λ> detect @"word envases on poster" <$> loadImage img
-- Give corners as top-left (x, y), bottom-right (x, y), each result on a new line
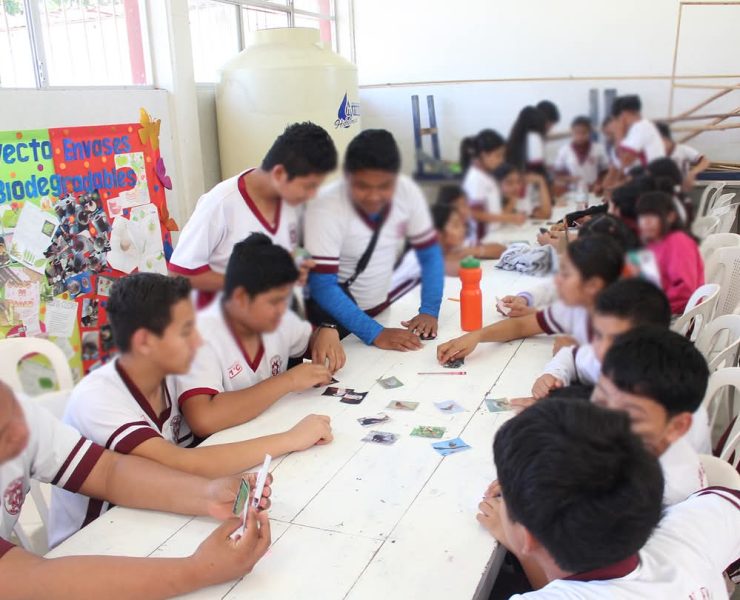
top-left (0, 109), bottom-right (177, 386)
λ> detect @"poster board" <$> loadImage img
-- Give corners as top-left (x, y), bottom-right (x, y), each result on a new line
top-left (0, 110), bottom-right (177, 385)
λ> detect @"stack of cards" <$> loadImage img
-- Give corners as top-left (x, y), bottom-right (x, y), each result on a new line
top-left (432, 437), bottom-right (471, 457)
top-left (322, 386), bottom-right (368, 404)
top-left (314, 377), bottom-right (339, 388)
top-left (444, 357), bottom-right (465, 369)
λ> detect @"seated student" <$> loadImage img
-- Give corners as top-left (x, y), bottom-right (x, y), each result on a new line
top-left (50, 273), bottom-right (333, 546)
top-left (553, 116), bottom-right (609, 191)
top-left (656, 121), bottom-right (710, 191)
top-left (594, 327), bottom-right (710, 505)
top-left (431, 202), bottom-right (506, 276)
top-left (495, 163), bottom-right (553, 220)
top-left (477, 398), bottom-right (739, 598)
top-left (532, 278), bottom-right (671, 397)
top-left (304, 129), bottom-right (444, 350)
top-left (437, 235), bottom-right (624, 364)
top-left (646, 157), bottom-right (693, 226)
top-left (461, 129), bottom-right (525, 240)
top-left (598, 115), bottom-right (626, 193)
top-left (0, 382), bottom-right (272, 599)
top-left (436, 184), bottom-right (477, 247)
top-left (612, 94), bottom-right (665, 170)
top-left (608, 174), bottom-right (655, 236)
top-left (176, 234), bottom-right (345, 437)
top-left (636, 191), bottom-right (704, 314)
top-left (506, 106), bottom-right (549, 176)
top-left (168, 122), bottom-right (337, 307)
top-left (536, 100), bottom-right (560, 136)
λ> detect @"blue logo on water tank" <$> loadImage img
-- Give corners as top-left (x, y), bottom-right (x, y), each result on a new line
top-left (335, 93), bottom-right (360, 129)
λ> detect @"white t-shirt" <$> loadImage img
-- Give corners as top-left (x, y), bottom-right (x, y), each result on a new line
top-left (176, 302), bottom-right (312, 408)
top-left (511, 487), bottom-right (740, 599)
top-left (304, 174), bottom-right (437, 311)
top-left (554, 142), bottom-right (609, 186)
top-left (49, 360), bottom-right (192, 548)
top-left (670, 143), bottom-right (704, 179)
top-left (462, 165), bottom-right (503, 238)
top-left (0, 399), bottom-right (104, 557)
top-left (619, 119), bottom-right (666, 168)
top-left (659, 435), bottom-right (707, 506)
top-left (526, 131), bottom-right (545, 165)
top-left (535, 302), bottom-right (593, 346)
top-left (169, 170), bottom-right (299, 305)
top-left (543, 344), bottom-right (601, 386)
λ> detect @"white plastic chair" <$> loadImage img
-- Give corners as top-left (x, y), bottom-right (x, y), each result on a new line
top-left (709, 192), bottom-right (739, 234)
top-left (701, 367), bottom-right (740, 456)
top-left (691, 215), bottom-right (721, 240)
top-left (0, 337), bottom-right (74, 393)
top-left (705, 247), bottom-right (740, 317)
top-left (697, 182), bottom-right (725, 218)
top-left (699, 454), bottom-right (740, 487)
top-left (671, 283), bottom-right (720, 342)
top-left (695, 314), bottom-right (740, 372)
top-left (718, 414), bottom-right (740, 470)
top-left (700, 233), bottom-right (740, 263)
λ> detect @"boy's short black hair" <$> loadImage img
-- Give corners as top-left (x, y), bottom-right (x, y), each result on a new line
top-left (261, 122), bottom-right (337, 178)
top-left (436, 185), bottom-right (465, 207)
top-left (537, 100), bottom-right (560, 125)
top-left (611, 176), bottom-right (655, 221)
top-left (432, 201), bottom-right (456, 232)
top-left (107, 273), bottom-right (191, 352)
top-left (655, 121), bottom-right (672, 140)
top-left (546, 384), bottom-right (594, 402)
top-left (224, 233), bottom-right (299, 298)
top-left (566, 234), bottom-right (624, 285)
top-left (494, 398), bottom-right (664, 574)
top-left (612, 95), bottom-right (642, 116)
top-left (602, 326), bottom-right (709, 415)
top-left (344, 129), bottom-right (401, 174)
top-left (595, 279), bottom-right (671, 328)
top-left (571, 115), bottom-right (592, 130)
top-left (578, 214), bottom-right (640, 252)
top-left (493, 162), bottom-right (519, 182)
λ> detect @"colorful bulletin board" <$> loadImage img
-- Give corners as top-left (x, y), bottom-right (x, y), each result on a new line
top-left (0, 109), bottom-right (177, 387)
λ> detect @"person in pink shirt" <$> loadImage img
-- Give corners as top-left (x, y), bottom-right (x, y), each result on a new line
top-left (636, 191), bottom-right (704, 314)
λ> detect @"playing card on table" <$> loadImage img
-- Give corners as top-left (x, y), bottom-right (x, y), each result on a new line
top-left (361, 430), bottom-right (399, 445)
top-left (386, 400), bottom-right (419, 411)
top-left (411, 425), bottom-right (446, 439)
top-left (444, 357), bottom-right (465, 369)
top-left (357, 413), bottom-right (390, 427)
top-left (341, 391), bottom-right (367, 405)
top-left (232, 478), bottom-right (251, 516)
top-left (434, 400), bottom-right (465, 414)
top-left (377, 376), bottom-right (403, 389)
top-left (484, 394), bottom-right (512, 413)
top-left (432, 437), bottom-right (471, 457)
top-left (322, 386), bottom-right (351, 397)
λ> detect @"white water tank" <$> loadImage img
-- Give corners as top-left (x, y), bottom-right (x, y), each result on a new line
top-left (216, 27), bottom-right (360, 179)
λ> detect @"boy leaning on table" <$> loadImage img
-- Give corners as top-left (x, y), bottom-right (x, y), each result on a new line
top-left (0, 381), bottom-right (273, 599)
top-left (49, 273), bottom-right (333, 547)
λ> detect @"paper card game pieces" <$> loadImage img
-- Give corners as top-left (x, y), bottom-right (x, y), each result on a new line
top-left (386, 400), bottom-right (419, 411)
top-left (340, 391), bottom-right (367, 405)
top-left (410, 426), bottom-right (446, 439)
top-left (377, 375), bottom-right (403, 389)
top-left (361, 430), bottom-right (399, 445)
top-left (434, 400), bottom-right (465, 414)
top-left (357, 413), bottom-right (390, 427)
top-left (322, 386), bottom-right (350, 397)
top-left (484, 394), bottom-right (512, 413)
top-left (432, 437), bottom-right (471, 457)
top-left (444, 357), bottom-right (465, 369)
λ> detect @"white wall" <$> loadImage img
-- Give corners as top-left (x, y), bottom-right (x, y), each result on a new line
top-left (354, 0), bottom-right (740, 174)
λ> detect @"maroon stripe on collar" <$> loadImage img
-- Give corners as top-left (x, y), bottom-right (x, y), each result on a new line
top-left (564, 554), bottom-right (639, 582)
top-left (238, 169), bottom-right (281, 235)
top-left (223, 309), bottom-right (265, 373)
top-left (114, 360), bottom-right (171, 430)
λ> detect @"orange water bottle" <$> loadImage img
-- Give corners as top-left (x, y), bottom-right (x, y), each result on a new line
top-left (459, 256), bottom-right (482, 331)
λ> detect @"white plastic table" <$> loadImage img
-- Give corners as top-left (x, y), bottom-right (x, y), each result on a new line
top-left (47, 221), bottom-right (560, 600)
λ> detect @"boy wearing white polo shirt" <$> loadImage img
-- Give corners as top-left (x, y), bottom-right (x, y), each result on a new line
top-left (594, 327), bottom-right (709, 505)
top-left (305, 129), bottom-right (444, 350)
top-left (49, 273), bottom-right (333, 546)
top-left (177, 233), bottom-right (345, 438)
top-left (479, 399), bottom-right (739, 598)
top-left (553, 116), bottom-right (609, 189)
top-left (169, 122), bottom-right (337, 307)
top-left (612, 95), bottom-right (665, 170)
top-left (0, 382), bottom-right (273, 599)
top-left (656, 121), bottom-right (710, 190)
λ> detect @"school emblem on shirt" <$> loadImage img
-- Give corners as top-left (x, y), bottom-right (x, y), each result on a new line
top-left (270, 355), bottom-right (283, 376)
top-left (227, 361), bottom-right (244, 379)
top-left (170, 414), bottom-right (182, 442)
top-left (3, 477), bottom-right (25, 516)
top-left (289, 224), bottom-right (298, 246)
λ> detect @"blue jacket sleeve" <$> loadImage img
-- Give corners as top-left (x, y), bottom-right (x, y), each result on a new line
top-left (308, 272), bottom-right (384, 345)
top-left (415, 242), bottom-right (444, 318)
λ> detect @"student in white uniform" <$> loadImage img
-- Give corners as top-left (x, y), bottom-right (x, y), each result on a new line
top-left (461, 129), bottom-right (525, 239)
top-left (168, 122), bottom-right (337, 308)
top-left (305, 129), bottom-right (445, 350)
top-left (437, 235), bottom-right (623, 364)
top-left (593, 327), bottom-right (710, 505)
top-left (0, 382), bottom-right (273, 599)
top-left (50, 273), bottom-right (333, 546)
top-left (494, 163), bottom-right (553, 220)
top-left (612, 95), bottom-right (665, 170)
top-left (656, 121), bottom-right (710, 191)
top-left (506, 105), bottom-right (549, 175)
top-left (176, 234), bottom-right (345, 438)
top-left (553, 116), bottom-right (609, 190)
top-left (477, 398), bottom-right (739, 598)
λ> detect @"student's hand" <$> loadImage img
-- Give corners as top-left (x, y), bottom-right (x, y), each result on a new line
top-left (288, 414), bottom-right (333, 450)
top-left (373, 328), bottom-right (423, 352)
top-left (311, 327), bottom-right (346, 374)
top-left (506, 212), bottom-right (527, 226)
top-left (477, 497), bottom-right (507, 545)
top-left (532, 374), bottom-right (563, 399)
top-left (287, 363), bottom-right (333, 391)
top-left (296, 258), bottom-right (316, 287)
top-left (552, 336), bottom-right (578, 355)
top-left (483, 479), bottom-right (501, 500)
top-left (436, 331), bottom-right (480, 364)
top-left (498, 295), bottom-right (535, 318)
top-left (401, 313), bottom-right (438, 339)
top-left (204, 473), bottom-right (273, 521)
top-left (192, 510), bottom-right (271, 586)
top-left (509, 396), bottom-right (537, 414)
top-left (536, 231), bottom-right (559, 248)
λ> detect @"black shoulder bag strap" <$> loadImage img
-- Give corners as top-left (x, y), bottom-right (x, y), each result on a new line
top-left (342, 214), bottom-right (385, 290)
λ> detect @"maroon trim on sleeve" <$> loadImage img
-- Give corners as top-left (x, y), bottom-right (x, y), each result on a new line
top-left (178, 387), bottom-right (219, 408)
top-left (167, 263), bottom-right (212, 276)
top-left (63, 443), bottom-right (105, 493)
top-left (113, 427), bottom-right (162, 455)
top-left (411, 234), bottom-right (438, 251)
top-left (695, 486), bottom-right (740, 511)
top-left (50, 438), bottom-right (86, 486)
top-left (0, 537), bottom-right (16, 559)
top-left (535, 309), bottom-right (555, 335)
top-left (81, 498), bottom-right (108, 529)
top-left (312, 264), bottom-right (340, 274)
